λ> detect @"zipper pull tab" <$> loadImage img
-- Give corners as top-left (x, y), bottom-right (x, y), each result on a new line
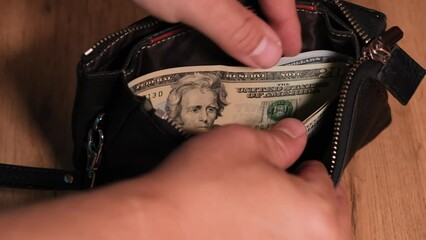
top-left (86, 113), bottom-right (105, 188)
top-left (380, 26), bottom-right (404, 47)
top-left (364, 26), bottom-right (404, 64)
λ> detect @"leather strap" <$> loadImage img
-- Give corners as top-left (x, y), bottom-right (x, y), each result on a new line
top-left (378, 45), bottom-right (426, 105)
top-left (0, 163), bottom-right (89, 190)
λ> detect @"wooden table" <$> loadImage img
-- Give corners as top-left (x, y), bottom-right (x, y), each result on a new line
top-left (0, 1), bottom-right (424, 239)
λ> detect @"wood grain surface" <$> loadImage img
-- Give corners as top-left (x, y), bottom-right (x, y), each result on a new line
top-left (0, 0), bottom-right (424, 239)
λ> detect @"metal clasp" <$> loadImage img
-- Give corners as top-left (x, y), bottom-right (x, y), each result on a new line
top-left (86, 113), bottom-right (105, 188)
top-left (365, 26), bottom-right (404, 64)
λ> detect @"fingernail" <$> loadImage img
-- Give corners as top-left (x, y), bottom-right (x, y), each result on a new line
top-left (276, 119), bottom-right (306, 139)
top-left (249, 36), bottom-right (282, 68)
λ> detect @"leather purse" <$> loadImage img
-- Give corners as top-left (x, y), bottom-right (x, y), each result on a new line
top-left (1, 0), bottom-right (424, 190)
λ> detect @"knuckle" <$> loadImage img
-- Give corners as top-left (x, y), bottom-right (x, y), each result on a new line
top-left (227, 15), bottom-right (264, 54)
top-left (269, 138), bottom-right (292, 166)
top-left (306, 201), bottom-right (339, 239)
top-left (264, 131), bottom-right (298, 167)
top-left (218, 125), bottom-right (269, 155)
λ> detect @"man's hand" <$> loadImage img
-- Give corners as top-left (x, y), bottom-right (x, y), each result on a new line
top-left (132, 0), bottom-right (301, 68)
top-left (137, 119), bottom-right (351, 239)
top-left (0, 119), bottom-right (350, 240)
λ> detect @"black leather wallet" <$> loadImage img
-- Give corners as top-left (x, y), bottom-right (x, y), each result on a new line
top-left (1, 0), bottom-right (424, 190)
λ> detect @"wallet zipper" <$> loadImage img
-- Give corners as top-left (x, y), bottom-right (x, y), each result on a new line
top-left (333, 0), bottom-right (371, 44)
top-left (329, 0), bottom-right (403, 175)
top-left (142, 97), bottom-right (189, 138)
top-left (153, 109), bottom-right (188, 137)
top-left (83, 18), bottom-right (161, 56)
top-left (83, 4), bottom-right (256, 57)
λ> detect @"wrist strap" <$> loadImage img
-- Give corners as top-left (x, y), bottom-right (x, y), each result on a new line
top-left (0, 163), bottom-right (89, 190)
top-left (0, 114), bottom-right (105, 191)
top-left (378, 45), bottom-right (425, 105)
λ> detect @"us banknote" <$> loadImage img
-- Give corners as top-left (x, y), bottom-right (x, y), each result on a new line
top-left (128, 52), bottom-right (348, 135)
top-left (277, 50), bottom-right (352, 66)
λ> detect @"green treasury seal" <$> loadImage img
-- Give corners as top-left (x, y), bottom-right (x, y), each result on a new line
top-left (267, 100), bottom-right (293, 121)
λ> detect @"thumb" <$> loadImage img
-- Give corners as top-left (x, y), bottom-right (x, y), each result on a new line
top-left (179, 0), bottom-right (283, 68)
top-left (259, 0), bottom-right (302, 56)
top-left (261, 118), bottom-right (308, 168)
top-left (176, 118), bottom-right (307, 169)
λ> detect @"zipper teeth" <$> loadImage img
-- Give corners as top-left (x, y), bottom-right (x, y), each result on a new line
top-left (154, 109), bottom-right (189, 137)
top-left (334, 0), bottom-right (371, 44)
top-left (90, 18), bottom-right (161, 52)
top-left (329, 54), bottom-right (369, 175)
top-left (330, 0), bottom-right (373, 175)
top-left (87, 5), bottom-right (256, 54)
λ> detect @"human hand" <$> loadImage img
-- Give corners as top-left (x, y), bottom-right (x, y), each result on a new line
top-left (0, 119), bottom-right (350, 240)
top-left (137, 118), bottom-right (351, 239)
top-left (131, 0), bottom-right (301, 68)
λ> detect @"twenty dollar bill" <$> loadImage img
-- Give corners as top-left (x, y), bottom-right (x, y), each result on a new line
top-left (128, 62), bottom-right (346, 134)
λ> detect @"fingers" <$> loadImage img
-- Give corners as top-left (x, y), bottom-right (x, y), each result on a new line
top-left (296, 160), bottom-right (334, 193)
top-left (264, 118), bottom-right (308, 168)
top-left (179, 0), bottom-right (283, 68)
top-left (177, 118), bottom-right (306, 170)
top-left (296, 163), bottom-right (352, 240)
top-left (132, 0), bottom-right (301, 68)
top-left (259, 0), bottom-right (302, 56)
